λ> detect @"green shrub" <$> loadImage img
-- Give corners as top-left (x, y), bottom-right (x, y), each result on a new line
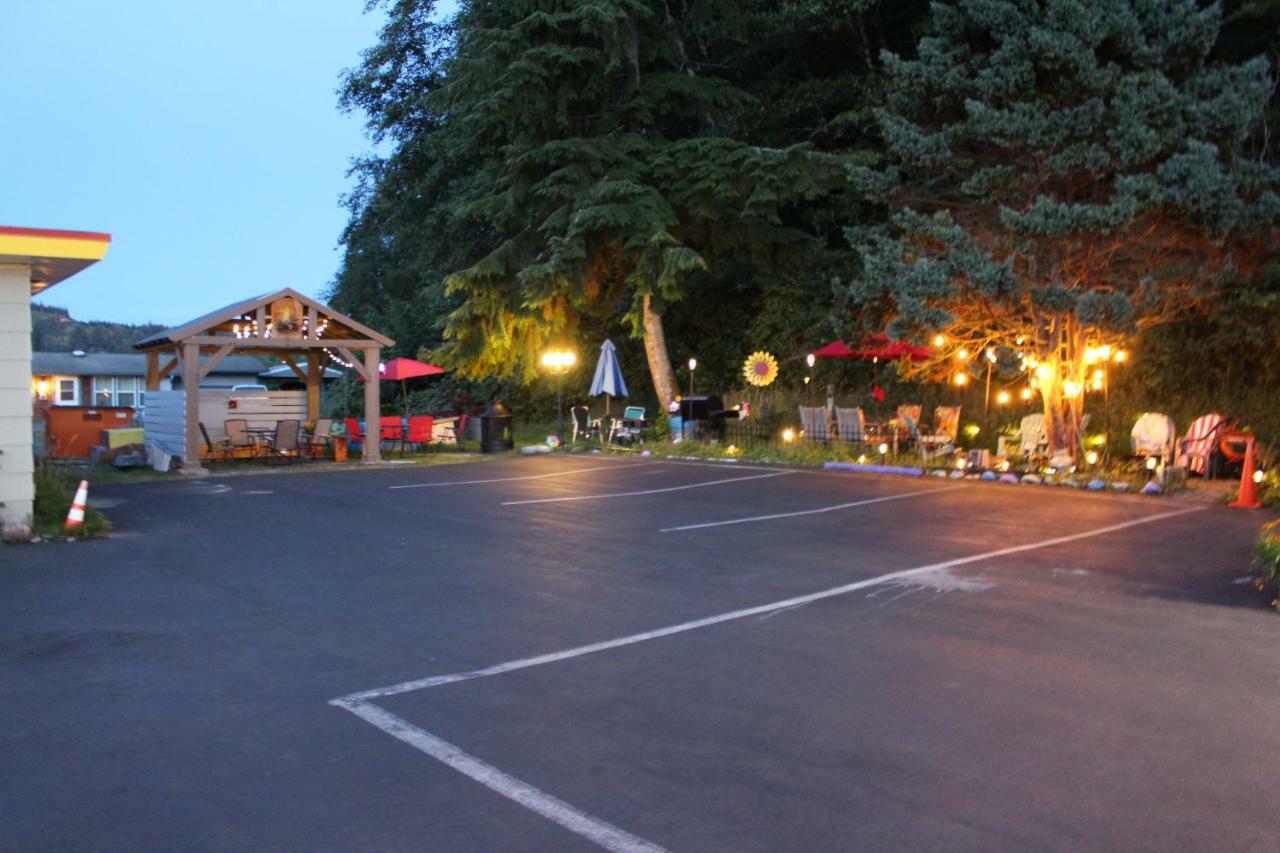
top-left (31, 466), bottom-right (111, 540)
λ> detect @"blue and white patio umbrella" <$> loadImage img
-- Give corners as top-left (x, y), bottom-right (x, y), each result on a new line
top-left (589, 338), bottom-right (628, 414)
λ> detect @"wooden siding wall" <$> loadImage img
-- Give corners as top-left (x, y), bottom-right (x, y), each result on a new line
top-left (143, 390), bottom-right (308, 454)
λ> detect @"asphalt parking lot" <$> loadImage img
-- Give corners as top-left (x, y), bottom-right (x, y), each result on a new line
top-left (2, 456), bottom-right (1276, 852)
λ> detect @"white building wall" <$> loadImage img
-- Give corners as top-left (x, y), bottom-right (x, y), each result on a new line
top-left (0, 263), bottom-right (33, 536)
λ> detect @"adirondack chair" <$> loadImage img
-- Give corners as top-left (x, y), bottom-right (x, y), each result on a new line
top-left (835, 407), bottom-right (866, 443)
top-left (919, 406), bottom-right (961, 461)
top-left (1176, 413), bottom-right (1228, 476)
top-left (1131, 413), bottom-right (1177, 463)
top-left (798, 406), bottom-right (829, 440)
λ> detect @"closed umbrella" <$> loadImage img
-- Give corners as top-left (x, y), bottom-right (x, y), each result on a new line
top-left (589, 339), bottom-right (628, 415)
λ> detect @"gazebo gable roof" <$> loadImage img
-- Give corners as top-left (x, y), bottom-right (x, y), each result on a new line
top-left (133, 288), bottom-right (393, 350)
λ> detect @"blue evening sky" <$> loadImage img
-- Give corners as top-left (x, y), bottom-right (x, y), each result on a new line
top-left (2, 2), bottom-right (438, 327)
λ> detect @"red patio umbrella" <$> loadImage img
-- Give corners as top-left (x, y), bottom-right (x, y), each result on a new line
top-left (360, 356), bottom-right (446, 420)
top-left (812, 337), bottom-right (931, 362)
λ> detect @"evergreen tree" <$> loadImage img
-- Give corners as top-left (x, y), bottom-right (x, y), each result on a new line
top-left (844, 0), bottom-right (1279, 457)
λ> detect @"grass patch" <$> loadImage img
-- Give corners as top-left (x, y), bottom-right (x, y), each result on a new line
top-left (31, 466), bottom-right (112, 540)
top-left (1254, 520), bottom-right (1280, 609)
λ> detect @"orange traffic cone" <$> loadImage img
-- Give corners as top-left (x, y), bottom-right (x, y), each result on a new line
top-left (64, 480), bottom-right (89, 530)
top-left (1230, 438), bottom-right (1262, 510)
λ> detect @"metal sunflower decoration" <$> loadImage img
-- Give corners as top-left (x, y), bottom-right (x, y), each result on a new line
top-left (742, 351), bottom-right (779, 387)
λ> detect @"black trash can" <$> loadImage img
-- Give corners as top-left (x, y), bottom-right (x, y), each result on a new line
top-left (480, 401), bottom-right (514, 453)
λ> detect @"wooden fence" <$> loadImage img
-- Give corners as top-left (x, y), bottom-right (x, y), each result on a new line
top-left (143, 390), bottom-right (308, 453)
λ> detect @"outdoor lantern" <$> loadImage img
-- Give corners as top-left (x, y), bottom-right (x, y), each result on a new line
top-left (782, 428), bottom-right (796, 443)
top-left (953, 372), bottom-right (968, 386)
top-left (1145, 456), bottom-right (1158, 470)
top-left (878, 442), bottom-right (889, 456)
top-left (996, 390), bottom-right (1010, 405)
top-left (1254, 469), bottom-right (1265, 484)
top-left (955, 457), bottom-right (966, 470)
top-left (806, 353), bottom-right (816, 369)
top-left (933, 334), bottom-right (945, 347)
top-left (480, 400), bottom-right (514, 453)
top-left (1086, 450), bottom-right (1099, 465)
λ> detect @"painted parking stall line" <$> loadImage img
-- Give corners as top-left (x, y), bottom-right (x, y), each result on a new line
top-left (332, 504), bottom-right (1204, 853)
top-left (660, 484), bottom-right (965, 532)
top-left (500, 470), bottom-right (795, 506)
top-left (389, 462), bottom-right (657, 490)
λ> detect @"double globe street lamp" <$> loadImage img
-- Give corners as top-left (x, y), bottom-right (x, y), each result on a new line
top-left (541, 348), bottom-right (577, 444)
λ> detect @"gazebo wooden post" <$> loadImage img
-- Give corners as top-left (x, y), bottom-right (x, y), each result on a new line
top-left (363, 347), bottom-right (381, 462)
top-left (306, 350), bottom-right (321, 423)
top-left (180, 342), bottom-right (206, 474)
top-left (145, 350), bottom-right (160, 392)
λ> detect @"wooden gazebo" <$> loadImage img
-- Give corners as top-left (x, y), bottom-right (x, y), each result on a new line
top-left (134, 288), bottom-right (394, 468)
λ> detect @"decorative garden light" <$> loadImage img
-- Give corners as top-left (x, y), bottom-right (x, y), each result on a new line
top-left (1063, 380), bottom-right (1082, 398)
top-left (1114, 349), bottom-right (1128, 363)
top-left (806, 353), bottom-right (816, 369)
top-left (1254, 469), bottom-right (1265, 484)
top-left (877, 442), bottom-right (889, 456)
top-left (1085, 450), bottom-right (1099, 465)
top-left (963, 423), bottom-right (980, 438)
top-left (782, 427), bottom-right (796, 443)
top-left (955, 457), bottom-right (967, 470)
top-left (688, 357), bottom-right (697, 395)
top-left (985, 347), bottom-right (997, 363)
top-left (541, 348), bottom-right (577, 443)
top-left (857, 454), bottom-right (867, 463)
top-left (953, 372), bottom-right (968, 386)
top-left (1145, 456), bottom-right (1158, 470)
top-left (996, 390), bottom-right (1010, 405)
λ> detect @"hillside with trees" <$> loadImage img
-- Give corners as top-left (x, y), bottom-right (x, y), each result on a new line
top-left (31, 305), bottom-right (164, 353)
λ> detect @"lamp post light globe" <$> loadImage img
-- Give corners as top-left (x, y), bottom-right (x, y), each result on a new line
top-left (687, 357), bottom-right (697, 395)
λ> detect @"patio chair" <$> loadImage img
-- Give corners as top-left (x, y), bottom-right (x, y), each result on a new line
top-left (835, 407), bottom-right (866, 443)
top-left (610, 406), bottom-right (647, 444)
top-left (1017, 413), bottom-right (1047, 460)
top-left (439, 413), bottom-right (469, 444)
top-left (344, 418), bottom-right (364, 443)
top-left (380, 416), bottom-right (405, 455)
top-left (199, 422), bottom-right (234, 461)
top-left (571, 406), bottom-right (599, 444)
top-left (405, 415), bottom-right (434, 454)
top-left (1131, 413), bottom-right (1177, 464)
top-left (919, 405), bottom-right (960, 461)
top-left (224, 418), bottom-right (259, 458)
top-left (262, 419), bottom-right (301, 464)
top-left (798, 406), bottom-right (829, 440)
top-left (1176, 413), bottom-right (1227, 477)
top-left (305, 418), bottom-right (333, 458)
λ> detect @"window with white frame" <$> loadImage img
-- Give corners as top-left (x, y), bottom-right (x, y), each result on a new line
top-left (58, 378), bottom-right (77, 404)
top-left (91, 376), bottom-right (142, 408)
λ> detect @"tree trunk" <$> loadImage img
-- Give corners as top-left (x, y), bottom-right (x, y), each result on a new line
top-left (641, 293), bottom-right (678, 409)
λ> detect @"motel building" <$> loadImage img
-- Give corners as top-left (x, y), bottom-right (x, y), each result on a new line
top-left (0, 225), bottom-right (110, 538)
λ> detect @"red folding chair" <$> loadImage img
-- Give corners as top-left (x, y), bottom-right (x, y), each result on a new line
top-left (380, 416), bottom-right (405, 455)
top-left (405, 416), bottom-right (434, 454)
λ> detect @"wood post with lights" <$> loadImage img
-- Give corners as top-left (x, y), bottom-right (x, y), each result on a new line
top-left (363, 347), bottom-right (381, 463)
top-left (181, 342), bottom-right (204, 474)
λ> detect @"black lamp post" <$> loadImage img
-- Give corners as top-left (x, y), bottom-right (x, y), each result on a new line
top-left (541, 349), bottom-right (576, 444)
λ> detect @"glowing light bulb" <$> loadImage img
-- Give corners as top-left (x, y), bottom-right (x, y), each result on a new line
top-left (1114, 350), bottom-right (1128, 363)
top-left (1085, 450), bottom-right (1099, 465)
top-left (1021, 388), bottom-right (1033, 400)
top-left (1253, 469), bottom-right (1265, 484)
top-left (1035, 364), bottom-right (1052, 381)
top-left (933, 334), bottom-right (945, 347)
top-left (956, 348), bottom-right (970, 361)
top-left (1145, 456), bottom-right (1158, 470)
top-left (996, 390), bottom-right (1010, 405)
top-left (954, 372), bottom-right (969, 386)
top-left (878, 442), bottom-right (889, 455)
top-left (782, 428), bottom-right (796, 443)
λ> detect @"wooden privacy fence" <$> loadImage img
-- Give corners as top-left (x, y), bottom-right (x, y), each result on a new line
top-left (144, 389), bottom-right (307, 456)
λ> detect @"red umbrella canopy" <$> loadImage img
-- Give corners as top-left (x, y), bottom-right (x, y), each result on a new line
top-left (852, 335), bottom-right (932, 362)
top-left (362, 357), bottom-right (446, 381)
top-left (812, 339), bottom-right (858, 359)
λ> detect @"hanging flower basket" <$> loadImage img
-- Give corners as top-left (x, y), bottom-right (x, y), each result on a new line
top-left (743, 351), bottom-right (779, 387)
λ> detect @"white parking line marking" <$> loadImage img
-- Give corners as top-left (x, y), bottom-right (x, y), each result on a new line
top-left (334, 699), bottom-right (669, 853)
top-left (660, 484), bottom-right (965, 532)
top-left (500, 470), bottom-right (794, 506)
top-left (389, 463), bottom-right (654, 490)
top-left (333, 504), bottom-right (1204, 852)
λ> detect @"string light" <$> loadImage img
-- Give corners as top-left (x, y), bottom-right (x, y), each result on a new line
top-left (1021, 388), bottom-right (1033, 400)
top-left (953, 372), bottom-right (968, 386)
top-left (996, 390), bottom-right (1010, 405)
top-left (956, 348), bottom-right (970, 361)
